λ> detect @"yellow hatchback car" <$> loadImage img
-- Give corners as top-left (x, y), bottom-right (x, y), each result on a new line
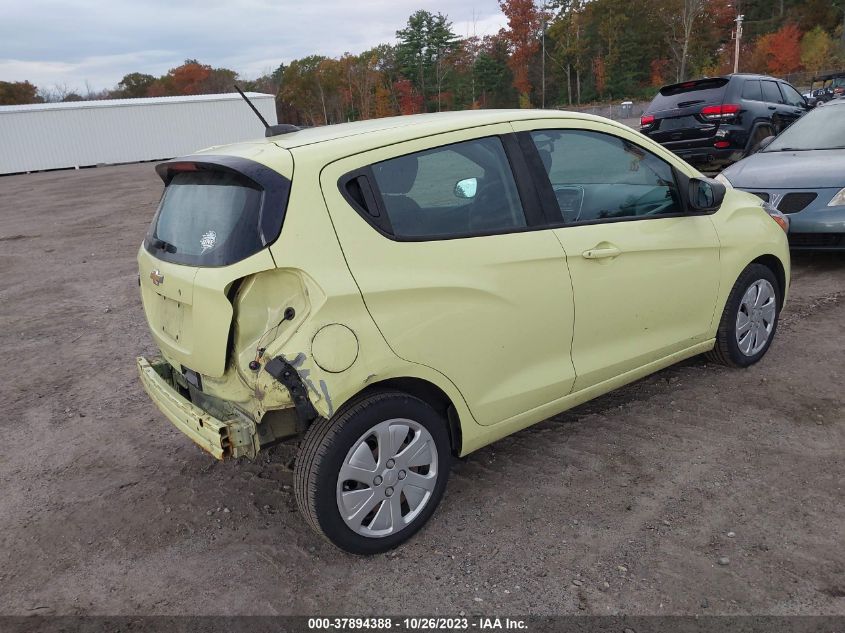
top-left (137, 110), bottom-right (789, 554)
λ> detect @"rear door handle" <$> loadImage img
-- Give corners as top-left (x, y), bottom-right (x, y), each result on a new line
top-left (582, 246), bottom-right (621, 259)
top-left (768, 105), bottom-right (776, 110)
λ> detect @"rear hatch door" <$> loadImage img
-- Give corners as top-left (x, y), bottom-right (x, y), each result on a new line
top-left (139, 146), bottom-right (292, 378)
top-left (645, 78), bottom-right (729, 143)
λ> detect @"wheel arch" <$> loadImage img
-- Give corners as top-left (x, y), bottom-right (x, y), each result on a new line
top-left (356, 377), bottom-right (463, 457)
top-left (744, 120), bottom-right (776, 154)
top-left (750, 253), bottom-right (787, 308)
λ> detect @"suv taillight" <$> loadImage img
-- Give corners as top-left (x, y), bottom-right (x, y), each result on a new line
top-left (641, 114), bottom-right (655, 127)
top-left (701, 104), bottom-right (740, 120)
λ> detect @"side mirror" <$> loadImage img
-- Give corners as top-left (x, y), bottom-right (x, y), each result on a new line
top-left (454, 177), bottom-right (478, 199)
top-left (752, 135), bottom-right (776, 154)
top-left (805, 97), bottom-right (817, 109)
top-left (688, 177), bottom-right (726, 214)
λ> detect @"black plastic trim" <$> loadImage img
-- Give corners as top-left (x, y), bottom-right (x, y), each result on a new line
top-left (499, 133), bottom-right (548, 227)
top-left (264, 356), bottom-right (318, 431)
top-left (515, 131), bottom-right (565, 224)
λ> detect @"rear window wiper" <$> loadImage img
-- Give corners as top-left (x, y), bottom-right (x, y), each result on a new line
top-left (149, 237), bottom-right (177, 253)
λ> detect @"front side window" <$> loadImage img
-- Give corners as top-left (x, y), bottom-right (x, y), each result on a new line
top-left (529, 130), bottom-right (682, 223)
top-left (369, 136), bottom-right (526, 238)
top-left (779, 83), bottom-right (805, 108)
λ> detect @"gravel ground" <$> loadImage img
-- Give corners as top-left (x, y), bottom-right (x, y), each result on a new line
top-left (0, 163), bottom-right (843, 616)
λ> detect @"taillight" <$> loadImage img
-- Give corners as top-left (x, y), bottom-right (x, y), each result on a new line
top-left (701, 104), bottom-right (740, 120)
top-left (714, 140), bottom-right (730, 148)
top-left (641, 114), bottom-right (655, 127)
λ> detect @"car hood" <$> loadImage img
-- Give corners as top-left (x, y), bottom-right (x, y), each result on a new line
top-left (722, 150), bottom-right (845, 189)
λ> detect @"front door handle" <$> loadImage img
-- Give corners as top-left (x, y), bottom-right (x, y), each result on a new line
top-left (582, 246), bottom-right (621, 259)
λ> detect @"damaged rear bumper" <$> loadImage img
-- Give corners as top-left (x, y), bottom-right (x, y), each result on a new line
top-left (137, 356), bottom-right (258, 460)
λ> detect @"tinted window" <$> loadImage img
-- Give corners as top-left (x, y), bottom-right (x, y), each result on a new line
top-left (762, 81), bottom-right (784, 103)
top-left (370, 137), bottom-right (526, 237)
top-left (647, 78), bottom-right (728, 111)
top-left (147, 171), bottom-right (265, 267)
top-left (530, 130), bottom-right (682, 223)
top-left (741, 80), bottom-right (762, 101)
top-left (779, 83), bottom-right (805, 107)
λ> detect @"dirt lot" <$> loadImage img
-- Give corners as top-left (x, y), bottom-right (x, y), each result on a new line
top-left (0, 163), bottom-right (843, 617)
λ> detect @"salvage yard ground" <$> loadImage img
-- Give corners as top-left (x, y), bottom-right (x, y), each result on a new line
top-left (0, 164), bottom-right (843, 615)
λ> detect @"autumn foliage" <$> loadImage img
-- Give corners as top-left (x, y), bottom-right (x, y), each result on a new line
top-left (498, 0), bottom-right (543, 103)
top-left (6, 3), bottom-right (845, 116)
top-left (750, 24), bottom-right (804, 75)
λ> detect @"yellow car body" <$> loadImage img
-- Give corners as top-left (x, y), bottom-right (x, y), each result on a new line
top-left (137, 109), bottom-right (789, 550)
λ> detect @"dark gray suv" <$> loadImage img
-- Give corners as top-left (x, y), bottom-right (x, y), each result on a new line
top-left (640, 73), bottom-right (810, 169)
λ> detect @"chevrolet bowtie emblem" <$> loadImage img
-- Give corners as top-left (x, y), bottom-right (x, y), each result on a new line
top-left (150, 270), bottom-right (165, 286)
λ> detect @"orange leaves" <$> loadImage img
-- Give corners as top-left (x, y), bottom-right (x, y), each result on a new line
top-left (498, 0), bottom-right (543, 101)
top-left (168, 61), bottom-right (212, 96)
top-left (593, 55), bottom-right (607, 96)
top-left (394, 79), bottom-right (423, 115)
top-left (751, 24), bottom-right (803, 75)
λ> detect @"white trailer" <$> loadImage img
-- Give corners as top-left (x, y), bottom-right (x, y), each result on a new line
top-left (0, 92), bottom-right (278, 175)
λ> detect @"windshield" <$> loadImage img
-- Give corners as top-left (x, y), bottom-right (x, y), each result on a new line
top-left (765, 104), bottom-right (845, 152)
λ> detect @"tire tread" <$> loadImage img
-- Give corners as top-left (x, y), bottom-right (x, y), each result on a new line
top-left (706, 263), bottom-right (779, 368)
top-left (293, 390), bottom-right (423, 546)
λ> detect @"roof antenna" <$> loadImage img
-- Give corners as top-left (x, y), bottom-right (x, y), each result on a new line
top-left (233, 84), bottom-right (300, 138)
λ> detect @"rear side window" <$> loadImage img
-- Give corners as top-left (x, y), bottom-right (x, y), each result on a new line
top-left (530, 130), bottom-right (682, 223)
top-left (741, 80), bottom-right (762, 101)
top-left (762, 81), bottom-right (784, 104)
top-left (145, 159), bottom-right (291, 267)
top-left (368, 137), bottom-right (526, 238)
top-left (647, 78), bottom-right (729, 111)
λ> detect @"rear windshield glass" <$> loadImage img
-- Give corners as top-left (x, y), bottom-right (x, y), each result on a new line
top-left (147, 170), bottom-right (265, 267)
top-left (647, 78), bottom-right (729, 112)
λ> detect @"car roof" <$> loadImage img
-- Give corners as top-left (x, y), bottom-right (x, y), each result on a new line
top-left (812, 71), bottom-right (845, 81)
top-left (265, 109), bottom-right (619, 151)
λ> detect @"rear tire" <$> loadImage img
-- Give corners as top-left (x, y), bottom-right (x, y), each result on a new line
top-left (294, 391), bottom-right (451, 554)
top-left (706, 263), bottom-right (780, 368)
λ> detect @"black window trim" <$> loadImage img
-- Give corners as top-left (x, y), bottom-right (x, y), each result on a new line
top-left (516, 127), bottom-right (694, 229)
top-left (337, 133), bottom-right (549, 243)
top-left (147, 154), bottom-right (292, 267)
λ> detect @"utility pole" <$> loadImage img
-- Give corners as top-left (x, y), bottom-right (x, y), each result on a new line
top-left (734, 14), bottom-right (744, 74)
top-left (541, 1), bottom-right (546, 108)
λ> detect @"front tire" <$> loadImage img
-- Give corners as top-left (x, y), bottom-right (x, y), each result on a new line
top-left (706, 263), bottom-right (780, 368)
top-left (294, 391), bottom-right (451, 554)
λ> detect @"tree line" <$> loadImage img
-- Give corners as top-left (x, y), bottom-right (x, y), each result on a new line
top-left (2, 0), bottom-right (844, 120)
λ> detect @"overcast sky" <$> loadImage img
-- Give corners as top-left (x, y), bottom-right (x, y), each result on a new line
top-left (0, 0), bottom-right (508, 92)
